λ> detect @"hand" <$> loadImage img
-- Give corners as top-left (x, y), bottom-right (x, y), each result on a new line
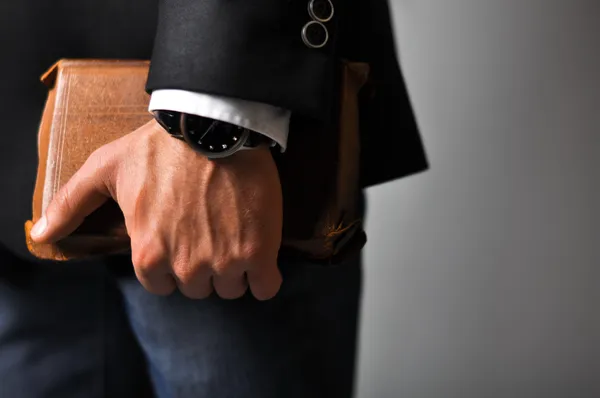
top-left (30, 120), bottom-right (284, 300)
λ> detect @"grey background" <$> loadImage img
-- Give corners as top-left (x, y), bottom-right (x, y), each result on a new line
top-left (356, 1), bottom-right (599, 397)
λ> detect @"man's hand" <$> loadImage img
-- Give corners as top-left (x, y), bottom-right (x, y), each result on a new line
top-left (30, 120), bottom-right (284, 300)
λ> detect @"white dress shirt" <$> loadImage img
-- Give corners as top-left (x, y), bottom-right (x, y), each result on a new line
top-left (149, 90), bottom-right (290, 151)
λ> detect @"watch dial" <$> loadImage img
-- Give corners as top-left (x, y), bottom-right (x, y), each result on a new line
top-left (153, 110), bottom-right (182, 136)
top-left (182, 115), bottom-right (246, 155)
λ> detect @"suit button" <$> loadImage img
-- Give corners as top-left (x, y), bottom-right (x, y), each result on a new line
top-left (302, 20), bottom-right (329, 49)
top-left (308, 0), bottom-right (334, 23)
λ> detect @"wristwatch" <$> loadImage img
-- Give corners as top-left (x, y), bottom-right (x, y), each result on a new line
top-left (153, 110), bottom-right (273, 159)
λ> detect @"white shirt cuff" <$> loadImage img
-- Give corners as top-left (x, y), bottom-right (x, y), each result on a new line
top-left (148, 89), bottom-right (290, 151)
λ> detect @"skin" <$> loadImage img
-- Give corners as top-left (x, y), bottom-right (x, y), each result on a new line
top-left (30, 120), bottom-right (284, 300)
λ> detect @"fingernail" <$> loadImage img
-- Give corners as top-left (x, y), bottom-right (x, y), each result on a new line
top-left (31, 216), bottom-right (47, 238)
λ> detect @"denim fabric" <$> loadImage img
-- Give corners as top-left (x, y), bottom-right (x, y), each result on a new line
top-left (0, 250), bottom-right (151, 398)
top-left (0, 249), bottom-right (362, 398)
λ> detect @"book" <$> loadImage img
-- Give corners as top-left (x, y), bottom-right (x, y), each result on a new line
top-left (25, 59), bottom-right (368, 264)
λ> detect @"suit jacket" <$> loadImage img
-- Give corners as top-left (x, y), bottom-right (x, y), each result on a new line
top-left (0, 0), bottom-right (427, 259)
top-left (146, 0), bottom-right (428, 188)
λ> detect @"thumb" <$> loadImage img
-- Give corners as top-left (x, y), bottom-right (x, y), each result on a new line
top-left (31, 152), bottom-right (112, 243)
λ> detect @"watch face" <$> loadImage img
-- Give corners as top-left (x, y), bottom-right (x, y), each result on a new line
top-left (181, 115), bottom-right (248, 158)
top-left (153, 110), bottom-right (182, 137)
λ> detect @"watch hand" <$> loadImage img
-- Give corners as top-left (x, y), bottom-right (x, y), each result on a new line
top-left (200, 120), bottom-right (219, 140)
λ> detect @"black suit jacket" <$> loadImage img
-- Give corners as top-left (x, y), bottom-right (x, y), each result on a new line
top-left (146, 0), bottom-right (428, 188)
top-left (0, 0), bottom-right (427, 258)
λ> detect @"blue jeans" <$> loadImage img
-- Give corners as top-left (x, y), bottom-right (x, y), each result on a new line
top-left (0, 248), bottom-right (362, 398)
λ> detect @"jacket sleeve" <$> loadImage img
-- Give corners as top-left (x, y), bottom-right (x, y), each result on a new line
top-left (146, 0), bottom-right (429, 186)
top-left (340, 0), bottom-right (429, 186)
top-left (146, 0), bottom-right (338, 121)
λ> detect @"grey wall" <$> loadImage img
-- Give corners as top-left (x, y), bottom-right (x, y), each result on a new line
top-left (356, 1), bottom-right (599, 397)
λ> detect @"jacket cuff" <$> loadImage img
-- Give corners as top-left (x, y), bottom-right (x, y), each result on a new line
top-left (145, 0), bottom-right (338, 121)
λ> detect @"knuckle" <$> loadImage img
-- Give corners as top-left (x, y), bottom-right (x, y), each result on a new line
top-left (174, 263), bottom-right (205, 286)
top-left (211, 257), bottom-right (239, 276)
top-left (131, 239), bottom-right (166, 273)
top-left (240, 243), bottom-right (269, 264)
top-left (171, 245), bottom-right (193, 269)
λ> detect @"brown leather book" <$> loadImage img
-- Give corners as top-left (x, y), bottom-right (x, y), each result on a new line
top-left (25, 59), bottom-right (369, 263)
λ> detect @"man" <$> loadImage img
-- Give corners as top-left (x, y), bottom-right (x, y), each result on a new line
top-left (0, 0), bottom-right (427, 397)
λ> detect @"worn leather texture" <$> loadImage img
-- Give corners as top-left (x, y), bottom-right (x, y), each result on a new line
top-left (26, 59), bottom-right (369, 264)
